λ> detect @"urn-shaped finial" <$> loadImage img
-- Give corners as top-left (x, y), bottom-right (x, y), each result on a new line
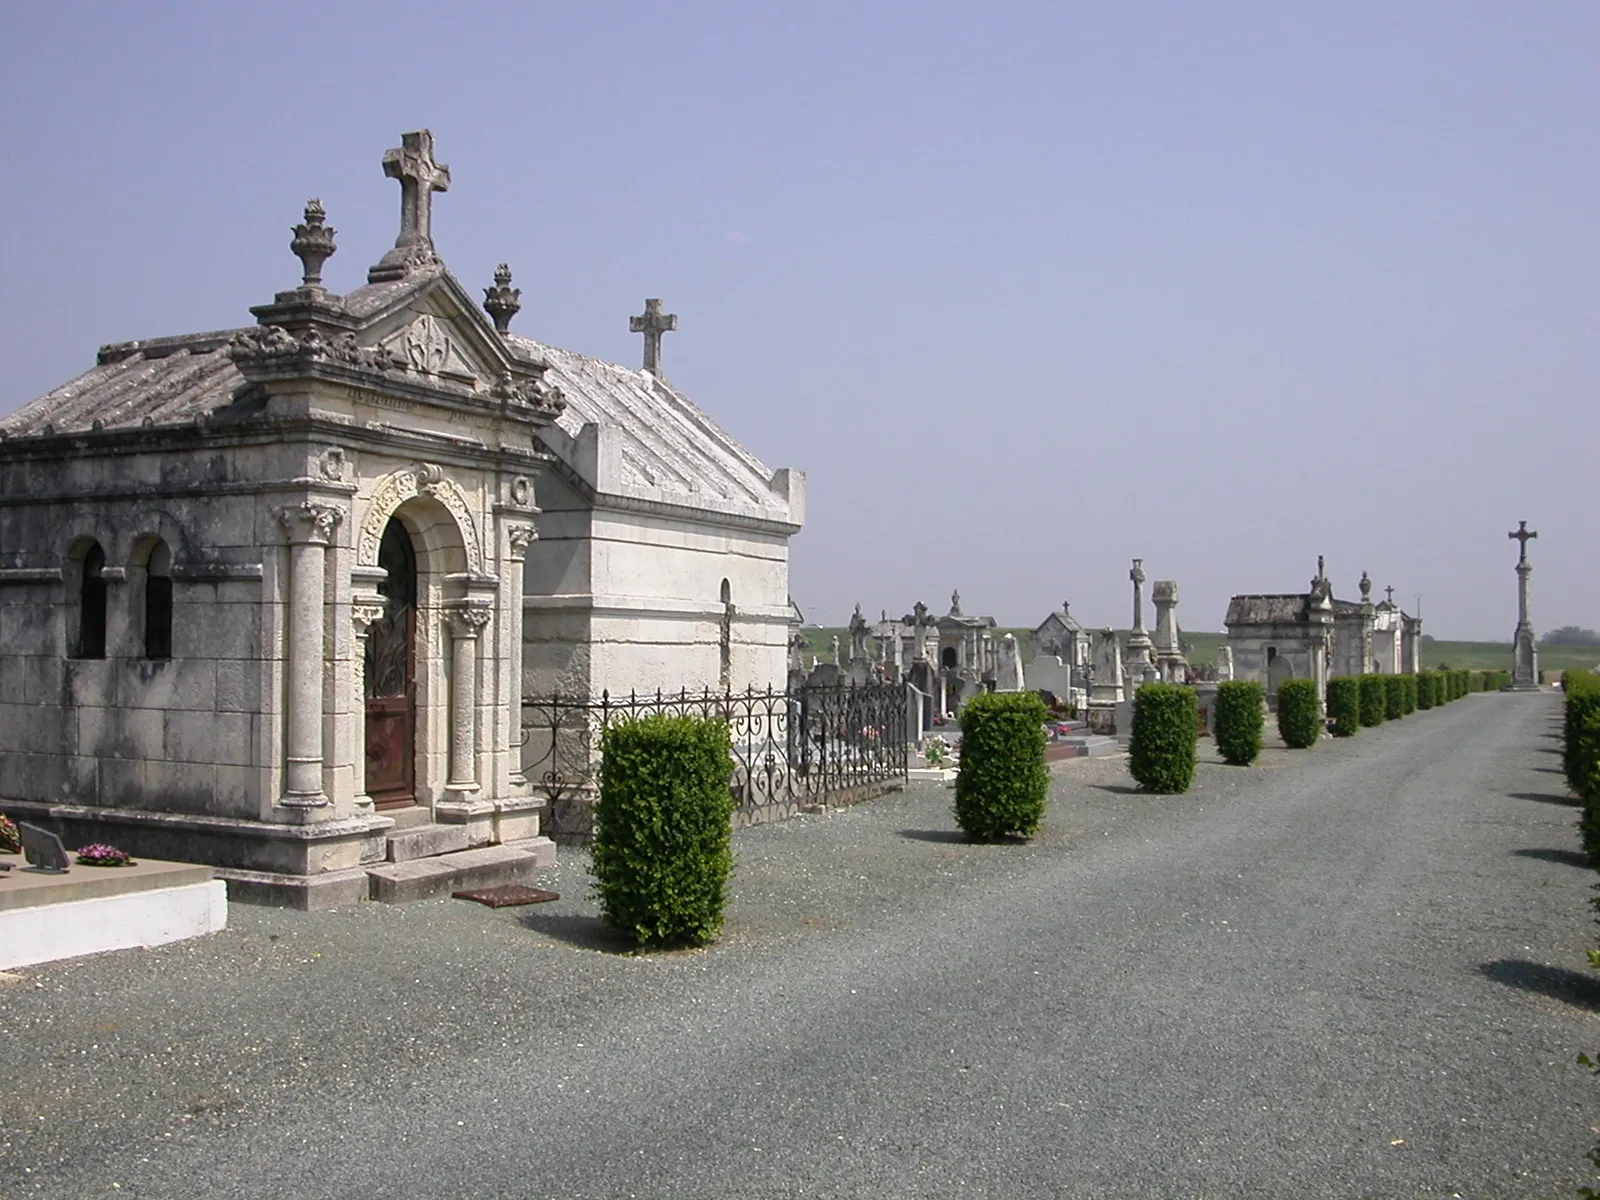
top-left (483, 263), bottom-right (521, 334)
top-left (1359, 570), bottom-right (1372, 601)
top-left (290, 199), bottom-right (337, 288)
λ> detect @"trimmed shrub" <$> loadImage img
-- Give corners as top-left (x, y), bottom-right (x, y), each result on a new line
top-left (1416, 670), bottom-right (1436, 710)
top-left (1401, 674), bottom-right (1417, 715)
top-left (1214, 680), bottom-right (1265, 765)
top-left (1277, 678), bottom-right (1321, 749)
top-left (1326, 676), bottom-right (1361, 737)
top-left (1129, 683), bottom-right (1198, 794)
top-left (1359, 674), bottom-right (1386, 726)
top-left (1383, 674), bottom-right (1405, 721)
top-left (954, 691), bottom-right (1049, 840)
top-left (592, 713), bottom-right (735, 948)
top-left (1564, 673), bottom-right (1600, 864)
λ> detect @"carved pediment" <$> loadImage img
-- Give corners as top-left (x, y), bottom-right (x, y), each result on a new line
top-left (382, 313), bottom-right (481, 383)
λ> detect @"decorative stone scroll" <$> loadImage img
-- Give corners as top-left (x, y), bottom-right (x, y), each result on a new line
top-left (357, 463), bottom-right (482, 574)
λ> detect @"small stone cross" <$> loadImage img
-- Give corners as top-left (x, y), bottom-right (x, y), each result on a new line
top-left (383, 131), bottom-right (451, 254)
top-left (1509, 520), bottom-right (1537, 564)
top-left (630, 299), bottom-right (677, 376)
top-left (1385, 585), bottom-right (1395, 605)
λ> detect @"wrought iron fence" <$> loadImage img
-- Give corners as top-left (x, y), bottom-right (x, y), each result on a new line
top-left (518, 682), bottom-right (908, 840)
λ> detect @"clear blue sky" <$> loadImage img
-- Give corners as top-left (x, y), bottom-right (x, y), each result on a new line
top-left (2, 2), bottom-right (1594, 639)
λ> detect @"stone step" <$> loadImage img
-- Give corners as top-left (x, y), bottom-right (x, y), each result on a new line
top-left (383, 806), bottom-right (434, 831)
top-left (1056, 735), bottom-right (1122, 757)
top-left (386, 823), bottom-right (468, 862)
top-left (366, 840), bottom-right (556, 904)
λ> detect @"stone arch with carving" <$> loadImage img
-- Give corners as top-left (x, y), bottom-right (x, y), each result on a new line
top-left (357, 463), bottom-right (483, 574)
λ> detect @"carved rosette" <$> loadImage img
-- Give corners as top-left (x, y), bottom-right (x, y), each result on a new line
top-left (443, 604), bottom-right (493, 639)
top-left (505, 523), bottom-right (537, 561)
top-left (508, 476), bottom-right (533, 508)
top-left (277, 502), bottom-right (344, 546)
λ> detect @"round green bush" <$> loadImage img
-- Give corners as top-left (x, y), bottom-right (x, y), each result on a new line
top-left (1276, 678), bottom-right (1321, 749)
top-left (1383, 674), bottom-right (1405, 721)
top-left (592, 714), bottom-right (735, 948)
top-left (954, 691), bottom-right (1049, 840)
top-left (1358, 674), bottom-right (1386, 726)
top-left (1129, 683), bottom-right (1198, 794)
top-left (1326, 676), bottom-right (1360, 737)
top-left (1213, 680), bottom-right (1265, 765)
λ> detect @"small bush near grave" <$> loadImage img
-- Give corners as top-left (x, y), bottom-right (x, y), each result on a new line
top-left (1401, 674), bottom-right (1417, 715)
top-left (1416, 671), bottom-right (1436, 710)
top-left (1129, 683), bottom-right (1198, 794)
top-left (954, 691), bottom-right (1049, 840)
top-left (1383, 675), bottom-right (1405, 721)
top-left (592, 714), bottom-right (734, 949)
top-left (1213, 680), bottom-right (1265, 765)
top-left (1359, 674), bottom-right (1387, 726)
top-left (1326, 676), bottom-right (1361, 737)
top-left (1277, 678), bottom-right (1321, 749)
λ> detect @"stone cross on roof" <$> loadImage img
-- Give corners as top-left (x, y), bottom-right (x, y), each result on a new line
top-left (630, 298), bottom-right (677, 377)
top-left (1509, 520), bottom-right (1537, 564)
top-left (1385, 585), bottom-right (1395, 605)
top-left (369, 130), bottom-right (451, 282)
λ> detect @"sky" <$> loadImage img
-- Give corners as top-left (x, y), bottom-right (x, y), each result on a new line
top-left (1, 1), bottom-right (1594, 639)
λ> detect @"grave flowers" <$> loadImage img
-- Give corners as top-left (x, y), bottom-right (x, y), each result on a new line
top-left (0, 814), bottom-right (19, 854)
top-left (75, 843), bottom-right (134, 867)
top-left (922, 736), bottom-right (953, 768)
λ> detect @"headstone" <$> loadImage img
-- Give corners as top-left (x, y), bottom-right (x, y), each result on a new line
top-left (1214, 644), bottom-right (1234, 681)
top-left (1152, 580), bottom-right (1188, 680)
top-left (1026, 653), bottom-right (1071, 703)
top-left (1090, 628), bottom-right (1125, 704)
top-left (905, 682), bottom-right (930, 746)
top-left (19, 823), bottom-right (69, 872)
top-left (995, 633), bottom-right (1027, 692)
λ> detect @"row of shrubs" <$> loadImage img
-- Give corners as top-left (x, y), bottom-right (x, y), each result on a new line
top-left (592, 692), bottom-right (1057, 948)
top-left (1564, 672), bottom-right (1600, 864)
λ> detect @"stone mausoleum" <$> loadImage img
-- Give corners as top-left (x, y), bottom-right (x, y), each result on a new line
top-left (0, 131), bottom-right (803, 906)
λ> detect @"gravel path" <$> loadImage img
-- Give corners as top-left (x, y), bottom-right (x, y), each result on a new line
top-left (2, 691), bottom-right (1593, 1198)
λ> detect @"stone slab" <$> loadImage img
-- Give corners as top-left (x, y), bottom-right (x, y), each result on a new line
top-left (0, 880), bottom-right (227, 971)
top-left (215, 866), bottom-right (371, 910)
top-left (366, 841), bottom-right (554, 904)
top-left (0, 853), bottom-right (213, 913)
top-left (906, 767), bottom-right (958, 782)
top-left (386, 823), bottom-right (469, 862)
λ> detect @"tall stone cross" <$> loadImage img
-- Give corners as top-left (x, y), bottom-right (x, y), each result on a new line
top-left (370, 131), bottom-right (450, 281)
top-left (630, 298), bottom-right (677, 377)
top-left (1509, 520), bottom-right (1537, 564)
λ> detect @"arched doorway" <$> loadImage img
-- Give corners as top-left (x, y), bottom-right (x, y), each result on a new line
top-left (365, 518), bottom-right (417, 810)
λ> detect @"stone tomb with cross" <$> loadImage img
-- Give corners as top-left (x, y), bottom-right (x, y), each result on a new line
top-left (0, 131), bottom-right (804, 907)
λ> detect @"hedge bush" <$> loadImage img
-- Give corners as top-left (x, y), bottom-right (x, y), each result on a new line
top-left (592, 713), bottom-right (735, 948)
top-left (1359, 674), bottom-right (1386, 726)
top-left (1326, 676), bottom-right (1361, 737)
top-left (1416, 671), bottom-right (1437, 710)
top-left (1129, 683), bottom-right (1198, 794)
top-left (1277, 678), bottom-right (1321, 749)
top-left (954, 691), bottom-right (1049, 840)
top-left (1214, 680), bottom-right (1265, 765)
top-left (1401, 673), bottom-right (1418, 715)
top-left (1383, 674), bottom-right (1405, 721)
top-left (1564, 673), bottom-right (1600, 864)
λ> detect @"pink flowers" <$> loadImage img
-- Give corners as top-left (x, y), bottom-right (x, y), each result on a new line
top-left (75, 843), bottom-right (133, 867)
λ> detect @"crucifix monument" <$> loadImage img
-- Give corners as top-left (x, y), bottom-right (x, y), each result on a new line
top-left (1506, 520), bottom-right (1540, 691)
top-left (630, 298), bottom-right (677, 377)
top-left (369, 130), bottom-right (452, 282)
top-left (1126, 558), bottom-right (1155, 684)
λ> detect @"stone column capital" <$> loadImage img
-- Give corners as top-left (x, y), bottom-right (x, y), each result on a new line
top-left (278, 501), bottom-right (344, 546)
top-left (444, 603), bottom-right (492, 639)
top-left (504, 522), bottom-right (538, 561)
top-left (351, 596), bottom-right (386, 634)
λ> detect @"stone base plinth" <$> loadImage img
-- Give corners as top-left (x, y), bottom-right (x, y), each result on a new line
top-left (0, 856), bottom-right (227, 970)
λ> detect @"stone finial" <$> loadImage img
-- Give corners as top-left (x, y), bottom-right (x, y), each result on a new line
top-left (370, 130), bottom-right (451, 282)
top-left (1359, 571), bottom-right (1372, 601)
top-left (630, 298), bottom-right (677, 376)
top-left (290, 199), bottom-right (336, 288)
top-left (482, 263), bottom-right (521, 334)
top-left (950, 590), bottom-right (962, 616)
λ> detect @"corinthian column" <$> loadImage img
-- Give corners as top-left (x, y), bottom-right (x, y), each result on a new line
top-left (444, 602), bottom-right (492, 792)
top-left (277, 502), bottom-right (344, 809)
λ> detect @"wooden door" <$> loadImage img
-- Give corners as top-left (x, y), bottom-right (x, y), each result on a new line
top-left (365, 519), bottom-right (417, 810)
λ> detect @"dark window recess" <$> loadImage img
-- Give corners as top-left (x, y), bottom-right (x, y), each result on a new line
top-left (78, 544), bottom-right (107, 659)
top-left (145, 575), bottom-right (173, 659)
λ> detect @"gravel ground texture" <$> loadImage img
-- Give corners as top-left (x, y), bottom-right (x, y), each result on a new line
top-left (1, 690), bottom-right (1594, 1198)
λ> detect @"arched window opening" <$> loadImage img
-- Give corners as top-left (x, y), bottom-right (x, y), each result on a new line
top-left (77, 543), bottom-right (107, 659)
top-left (144, 540), bottom-right (172, 660)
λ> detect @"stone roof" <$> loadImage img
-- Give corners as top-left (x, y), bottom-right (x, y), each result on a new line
top-left (0, 331), bottom-right (251, 436)
top-left (1224, 594), bottom-right (1310, 627)
top-left (508, 335), bottom-right (790, 520)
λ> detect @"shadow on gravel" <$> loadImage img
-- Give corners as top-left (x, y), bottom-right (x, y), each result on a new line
top-left (1532, 766), bottom-right (1566, 775)
top-left (899, 829), bottom-right (968, 843)
top-left (1478, 960), bottom-right (1600, 1012)
top-left (1511, 791), bottom-right (1580, 807)
top-left (1093, 783), bottom-right (1144, 796)
top-left (1513, 848), bottom-right (1592, 868)
top-left (515, 911), bottom-right (638, 954)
